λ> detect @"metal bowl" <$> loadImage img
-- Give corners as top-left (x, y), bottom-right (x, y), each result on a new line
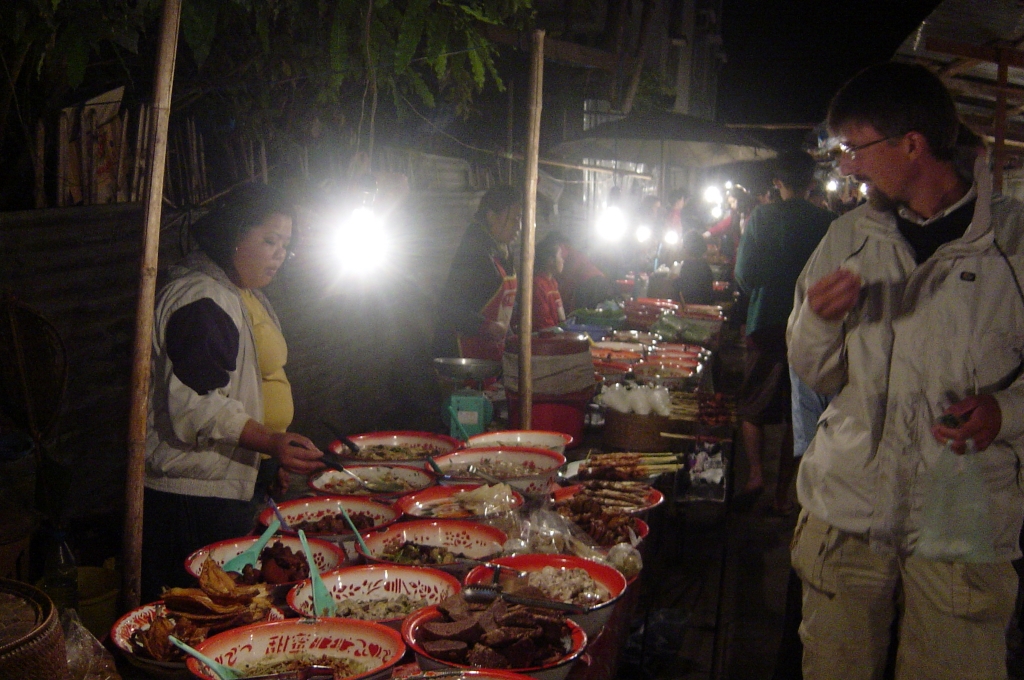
top-left (433, 357), bottom-right (501, 381)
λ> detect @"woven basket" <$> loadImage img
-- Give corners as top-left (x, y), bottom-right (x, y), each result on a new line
top-left (0, 578), bottom-right (68, 680)
top-left (603, 410), bottom-right (673, 452)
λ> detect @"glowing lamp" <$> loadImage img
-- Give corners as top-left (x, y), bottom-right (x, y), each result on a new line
top-left (710, 205), bottom-right (723, 220)
top-left (596, 205), bottom-right (627, 242)
top-left (703, 186), bottom-right (723, 204)
top-left (663, 230), bottom-right (680, 245)
top-left (826, 179), bottom-right (839, 192)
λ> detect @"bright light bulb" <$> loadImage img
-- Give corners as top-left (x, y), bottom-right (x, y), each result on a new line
top-left (710, 205), bottom-right (723, 219)
top-left (724, 180), bottom-right (734, 190)
top-left (826, 179), bottom-right (839, 192)
top-left (635, 224), bottom-right (652, 243)
top-left (703, 186), bottom-right (723, 204)
top-left (596, 206), bottom-right (628, 242)
top-left (860, 183), bottom-right (869, 196)
top-left (663, 230), bottom-right (680, 245)
top-left (332, 207), bottom-right (390, 274)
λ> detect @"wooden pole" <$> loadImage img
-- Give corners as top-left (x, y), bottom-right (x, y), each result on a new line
top-left (994, 50), bottom-right (1008, 194)
top-left (121, 0), bottom-right (183, 611)
top-left (518, 30), bottom-right (544, 430)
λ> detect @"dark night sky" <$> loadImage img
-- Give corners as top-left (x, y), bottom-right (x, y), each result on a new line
top-left (718, 0), bottom-right (944, 126)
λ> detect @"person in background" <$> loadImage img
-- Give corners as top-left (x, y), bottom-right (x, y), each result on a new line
top-left (734, 151), bottom-right (835, 501)
top-left (548, 233), bottom-right (614, 315)
top-left (142, 184), bottom-right (324, 603)
top-left (675, 229), bottom-right (714, 306)
top-left (789, 62), bottom-right (1024, 680)
top-left (533, 232), bottom-right (568, 330)
top-left (703, 185), bottom-right (751, 261)
top-left (434, 186), bottom-right (522, 361)
top-left (665, 189), bottom-right (692, 233)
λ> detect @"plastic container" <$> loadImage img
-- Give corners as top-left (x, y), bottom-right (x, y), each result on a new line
top-left (77, 564), bottom-right (119, 639)
top-left (40, 532), bottom-right (77, 613)
top-left (506, 387), bottom-right (594, 445)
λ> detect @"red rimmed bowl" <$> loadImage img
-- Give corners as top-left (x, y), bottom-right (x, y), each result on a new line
top-left (185, 535), bottom-right (347, 597)
top-left (465, 430), bottom-right (574, 455)
top-left (551, 484), bottom-right (665, 518)
top-left (329, 431), bottom-right (462, 465)
top-left (430, 447), bottom-right (566, 496)
top-left (464, 553), bottom-right (628, 638)
top-left (258, 496), bottom-right (399, 552)
top-left (308, 464), bottom-right (436, 500)
top-left (402, 606), bottom-right (587, 680)
top-left (356, 519), bottom-right (506, 579)
top-left (187, 618), bottom-right (405, 680)
top-left (393, 668), bottom-right (539, 680)
top-left (394, 484), bottom-right (525, 521)
top-left (110, 601), bottom-right (285, 678)
top-left (287, 564), bottom-right (461, 628)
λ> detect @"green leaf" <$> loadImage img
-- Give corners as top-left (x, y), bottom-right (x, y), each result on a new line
top-left (393, 0), bottom-right (428, 74)
top-left (63, 32), bottom-right (88, 88)
top-left (180, 0), bottom-right (219, 69)
top-left (467, 40), bottom-right (484, 90)
top-left (407, 69), bottom-right (435, 107)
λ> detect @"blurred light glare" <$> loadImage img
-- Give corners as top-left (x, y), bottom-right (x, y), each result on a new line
top-left (724, 180), bottom-right (734, 190)
top-left (596, 206), bottom-right (628, 242)
top-left (703, 186), bottom-right (723, 204)
top-left (635, 224), bottom-right (652, 243)
top-left (860, 183), bottom-right (869, 196)
top-left (826, 179), bottom-right (839, 192)
top-left (332, 206), bottom-right (390, 274)
top-left (663, 230), bottom-right (680, 245)
top-left (710, 205), bottom-right (723, 219)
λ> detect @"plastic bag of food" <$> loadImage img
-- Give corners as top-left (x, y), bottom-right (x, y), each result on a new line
top-left (606, 542), bottom-right (643, 579)
top-left (915, 441), bottom-right (997, 563)
top-left (62, 610), bottom-right (121, 680)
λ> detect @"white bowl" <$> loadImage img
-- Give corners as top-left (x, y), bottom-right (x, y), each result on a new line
top-left (287, 564), bottom-right (461, 627)
top-left (431, 447), bottom-right (566, 496)
top-left (184, 535), bottom-right (346, 587)
top-left (257, 496), bottom-right (399, 539)
top-left (465, 430), bottom-right (574, 454)
top-left (328, 431), bottom-right (462, 465)
top-left (189, 618), bottom-right (405, 680)
top-left (308, 464), bottom-right (436, 499)
top-left (356, 519), bottom-right (506, 578)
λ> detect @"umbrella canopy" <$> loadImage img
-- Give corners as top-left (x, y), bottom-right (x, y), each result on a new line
top-left (554, 110), bottom-right (776, 168)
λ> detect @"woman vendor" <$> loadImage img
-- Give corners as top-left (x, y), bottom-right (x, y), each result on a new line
top-left (434, 186), bottom-right (522, 361)
top-left (141, 184), bottom-right (324, 602)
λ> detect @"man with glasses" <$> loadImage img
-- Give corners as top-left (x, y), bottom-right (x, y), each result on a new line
top-left (788, 61), bottom-right (1024, 679)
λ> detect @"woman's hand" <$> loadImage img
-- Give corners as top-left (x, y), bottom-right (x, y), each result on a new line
top-left (240, 420), bottom-right (325, 474)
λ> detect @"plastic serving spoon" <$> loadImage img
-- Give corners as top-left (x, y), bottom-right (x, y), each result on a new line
top-left (337, 505), bottom-right (372, 556)
top-left (222, 517), bottom-right (280, 574)
top-left (466, 464), bottom-right (503, 485)
top-left (297, 529), bottom-right (336, 617)
top-left (267, 498), bottom-right (293, 532)
top-left (169, 635), bottom-right (240, 680)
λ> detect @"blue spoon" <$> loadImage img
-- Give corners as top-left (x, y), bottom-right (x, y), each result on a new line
top-left (297, 529), bottom-right (336, 617)
top-left (267, 498), bottom-right (293, 532)
top-left (222, 518), bottom-right (280, 574)
top-left (169, 635), bottom-right (239, 680)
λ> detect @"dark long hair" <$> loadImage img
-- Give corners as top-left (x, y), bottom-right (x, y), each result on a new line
top-left (190, 183), bottom-right (296, 271)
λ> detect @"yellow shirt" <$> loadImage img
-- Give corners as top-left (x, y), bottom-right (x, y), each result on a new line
top-left (240, 290), bottom-right (293, 433)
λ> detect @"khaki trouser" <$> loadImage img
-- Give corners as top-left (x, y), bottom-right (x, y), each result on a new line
top-left (790, 510), bottom-right (1017, 680)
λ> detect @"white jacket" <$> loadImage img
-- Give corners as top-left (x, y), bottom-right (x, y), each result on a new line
top-left (145, 253), bottom-right (274, 501)
top-left (788, 157), bottom-right (1024, 560)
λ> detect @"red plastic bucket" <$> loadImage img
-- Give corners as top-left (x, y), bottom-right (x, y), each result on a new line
top-left (505, 387), bottom-right (594, 446)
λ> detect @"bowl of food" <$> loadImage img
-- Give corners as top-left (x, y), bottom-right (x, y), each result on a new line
top-left (111, 597), bottom-right (285, 678)
top-left (187, 618), bottom-right (405, 680)
top-left (401, 594), bottom-right (587, 680)
top-left (463, 553), bottom-right (628, 638)
top-left (394, 484), bottom-right (524, 521)
top-left (257, 496), bottom-right (399, 546)
top-left (287, 564), bottom-right (461, 628)
top-left (430, 447), bottom-right (566, 496)
top-left (393, 668), bottom-right (540, 680)
top-left (329, 431), bottom-right (462, 465)
top-left (465, 430), bottom-right (574, 455)
top-left (356, 519), bottom-right (506, 578)
top-left (308, 464), bottom-right (435, 499)
top-left (184, 535), bottom-right (346, 601)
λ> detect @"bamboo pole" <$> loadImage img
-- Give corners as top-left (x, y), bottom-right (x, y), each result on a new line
top-left (121, 0), bottom-right (183, 612)
top-left (518, 30), bottom-right (544, 429)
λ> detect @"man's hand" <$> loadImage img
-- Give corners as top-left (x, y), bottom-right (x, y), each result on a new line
top-left (807, 268), bottom-right (862, 321)
top-left (931, 394), bottom-right (1002, 454)
top-left (269, 432), bottom-right (324, 475)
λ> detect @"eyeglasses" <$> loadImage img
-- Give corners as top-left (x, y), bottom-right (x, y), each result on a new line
top-left (828, 134), bottom-right (904, 161)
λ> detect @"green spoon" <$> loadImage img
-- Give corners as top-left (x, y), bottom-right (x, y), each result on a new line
top-left (337, 504), bottom-right (372, 556)
top-left (169, 635), bottom-right (239, 680)
top-left (297, 529), bottom-right (336, 617)
top-left (222, 518), bottom-right (280, 574)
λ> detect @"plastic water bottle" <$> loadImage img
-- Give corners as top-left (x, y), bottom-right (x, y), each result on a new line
top-left (41, 531), bottom-right (78, 612)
